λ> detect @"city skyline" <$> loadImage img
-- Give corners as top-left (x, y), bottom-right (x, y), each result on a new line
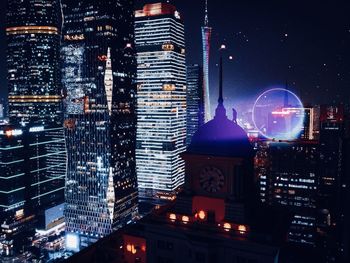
top-left (0, 0), bottom-right (349, 262)
top-left (0, 1), bottom-right (349, 108)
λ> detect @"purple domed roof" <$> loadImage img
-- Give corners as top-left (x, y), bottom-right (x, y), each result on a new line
top-left (188, 109), bottom-right (254, 158)
top-left (189, 46), bottom-right (254, 158)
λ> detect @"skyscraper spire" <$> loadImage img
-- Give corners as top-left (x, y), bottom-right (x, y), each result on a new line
top-left (218, 48), bottom-right (223, 105)
top-left (204, 0), bottom-right (209, 26)
top-left (202, 0), bottom-right (212, 122)
top-left (215, 45), bottom-right (226, 118)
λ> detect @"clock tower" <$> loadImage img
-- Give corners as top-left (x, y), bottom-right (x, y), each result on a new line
top-left (179, 46), bottom-right (257, 224)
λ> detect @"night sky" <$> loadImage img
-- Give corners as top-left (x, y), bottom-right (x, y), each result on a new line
top-left (140, 0), bottom-right (350, 110)
top-left (0, 1), bottom-right (349, 110)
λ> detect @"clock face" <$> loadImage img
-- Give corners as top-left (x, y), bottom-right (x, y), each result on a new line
top-left (199, 166), bottom-right (224, 193)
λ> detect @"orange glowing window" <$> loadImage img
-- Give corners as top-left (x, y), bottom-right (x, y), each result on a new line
top-left (223, 223), bottom-right (231, 231)
top-left (5, 130), bottom-right (12, 137)
top-left (162, 44), bottom-right (174, 51)
top-left (126, 244), bottom-right (137, 254)
top-left (182, 215), bottom-right (189, 224)
top-left (132, 247), bottom-right (137, 254)
top-left (238, 225), bottom-right (247, 233)
top-left (169, 213), bottom-right (176, 221)
top-left (163, 84), bottom-right (175, 91)
top-left (197, 210), bottom-right (206, 220)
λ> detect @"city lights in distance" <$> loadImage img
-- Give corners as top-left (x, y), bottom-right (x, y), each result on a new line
top-left (252, 88), bottom-right (305, 140)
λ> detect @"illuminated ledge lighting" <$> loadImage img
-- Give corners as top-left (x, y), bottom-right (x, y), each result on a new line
top-left (0, 187), bottom-right (25, 194)
top-left (9, 95), bottom-right (61, 103)
top-left (6, 26), bottom-right (59, 35)
top-left (168, 212), bottom-right (249, 235)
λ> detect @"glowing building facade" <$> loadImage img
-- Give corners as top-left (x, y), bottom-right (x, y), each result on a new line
top-left (0, 125), bottom-right (66, 253)
top-left (135, 3), bottom-right (187, 201)
top-left (61, 0), bottom-right (138, 249)
top-left (201, 0), bottom-right (212, 122)
top-left (186, 64), bottom-right (205, 146)
top-left (2, 1), bottom-right (66, 252)
top-left (6, 0), bottom-right (63, 126)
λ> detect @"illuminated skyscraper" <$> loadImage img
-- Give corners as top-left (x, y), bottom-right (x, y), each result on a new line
top-left (61, 0), bottom-right (138, 249)
top-left (186, 64), bottom-right (205, 145)
top-left (202, 0), bottom-right (212, 122)
top-left (2, 1), bottom-right (66, 252)
top-left (6, 0), bottom-right (63, 126)
top-left (135, 3), bottom-right (187, 201)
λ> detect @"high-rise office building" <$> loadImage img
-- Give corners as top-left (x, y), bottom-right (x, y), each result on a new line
top-left (61, 0), bottom-right (138, 249)
top-left (202, 0), bottom-right (212, 122)
top-left (0, 124), bottom-right (66, 254)
top-left (256, 140), bottom-right (319, 245)
top-left (135, 3), bottom-right (187, 201)
top-left (2, 0), bottom-right (66, 254)
top-left (186, 64), bottom-right (204, 146)
top-left (6, 0), bottom-right (63, 126)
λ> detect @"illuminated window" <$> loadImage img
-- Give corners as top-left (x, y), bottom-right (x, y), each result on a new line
top-left (169, 213), bottom-right (176, 222)
top-left (238, 225), bottom-right (247, 233)
top-left (223, 223), bottom-right (231, 231)
top-left (182, 215), bottom-right (189, 224)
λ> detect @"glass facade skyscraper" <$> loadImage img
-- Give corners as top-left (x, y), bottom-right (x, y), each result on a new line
top-left (61, 0), bottom-right (138, 249)
top-left (0, 124), bottom-right (66, 253)
top-left (135, 3), bottom-right (187, 201)
top-left (2, 1), bottom-right (66, 252)
top-left (186, 64), bottom-right (204, 146)
top-left (6, 0), bottom-right (63, 126)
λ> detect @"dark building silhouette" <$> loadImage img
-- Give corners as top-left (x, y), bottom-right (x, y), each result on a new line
top-left (317, 105), bottom-right (348, 262)
top-left (186, 64), bottom-right (204, 146)
top-left (255, 104), bottom-right (350, 263)
top-left (256, 140), bottom-right (319, 245)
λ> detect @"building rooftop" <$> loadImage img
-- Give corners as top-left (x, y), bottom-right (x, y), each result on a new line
top-left (188, 112), bottom-right (254, 158)
top-left (135, 3), bottom-right (181, 19)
